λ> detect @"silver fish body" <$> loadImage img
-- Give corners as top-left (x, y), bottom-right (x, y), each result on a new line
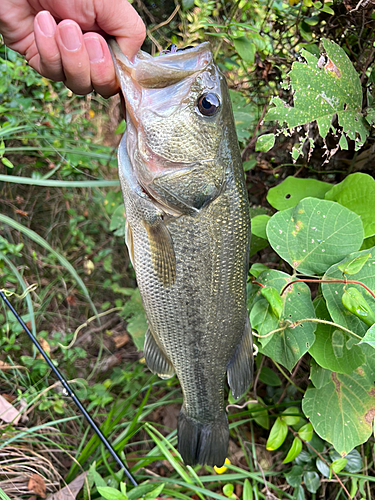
top-left (110, 41), bottom-right (253, 467)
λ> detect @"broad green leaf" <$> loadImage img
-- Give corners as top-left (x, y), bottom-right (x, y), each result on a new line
top-left (251, 214), bottom-right (270, 239)
top-left (261, 286), bottom-right (283, 319)
top-left (338, 252), bottom-right (371, 275)
top-left (316, 457), bottom-right (330, 478)
top-left (298, 423), bottom-right (313, 441)
top-left (330, 449), bottom-right (362, 473)
top-left (110, 204), bottom-right (126, 237)
top-left (303, 471), bottom-right (320, 494)
top-left (359, 324), bottom-right (375, 349)
top-left (267, 176), bottom-right (331, 210)
top-left (121, 289), bottom-right (148, 350)
top-left (322, 247), bottom-right (375, 337)
top-left (247, 400), bottom-right (270, 429)
top-left (281, 407), bottom-right (300, 426)
top-left (255, 133), bottom-right (275, 152)
top-left (302, 370), bottom-right (375, 455)
top-left (325, 173), bottom-right (375, 238)
top-left (309, 298), bottom-right (365, 374)
top-left (283, 437), bottom-right (303, 464)
top-left (284, 465), bottom-right (303, 487)
top-left (1, 157), bottom-right (14, 168)
top-left (293, 486), bottom-right (305, 500)
top-left (251, 269), bottom-right (316, 370)
top-left (233, 37), bottom-right (255, 64)
top-left (243, 159), bottom-right (257, 171)
top-left (266, 417), bottom-right (288, 450)
top-left (267, 198), bottom-right (364, 275)
top-left (342, 287), bottom-right (375, 327)
top-left (266, 39), bottom-right (368, 157)
top-left (249, 263), bottom-right (269, 278)
top-left (258, 366), bottom-right (282, 386)
top-left (223, 484), bottom-right (234, 498)
top-left (309, 360), bottom-right (332, 389)
top-left (330, 458), bottom-right (347, 474)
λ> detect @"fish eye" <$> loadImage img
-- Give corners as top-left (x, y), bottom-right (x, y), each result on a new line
top-left (197, 93), bottom-right (220, 117)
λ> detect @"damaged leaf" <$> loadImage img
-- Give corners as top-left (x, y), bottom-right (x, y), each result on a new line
top-left (265, 39), bottom-right (369, 159)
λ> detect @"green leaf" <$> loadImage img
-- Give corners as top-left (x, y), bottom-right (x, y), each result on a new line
top-left (110, 204), bottom-right (126, 237)
top-left (338, 253), bottom-right (371, 275)
top-left (233, 37), bottom-right (255, 64)
top-left (251, 215), bottom-right (270, 239)
top-left (309, 298), bottom-right (365, 374)
top-left (267, 176), bottom-right (332, 211)
top-left (261, 286), bottom-right (283, 319)
top-left (242, 479), bottom-right (253, 500)
top-left (309, 360), bottom-right (332, 389)
top-left (114, 119), bottom-right (126, 134)
top-left (121, 289), bottom-right (148, 350)
top-left (322, 247), bottom-right (375, 337)
top-left (330, 449), bottom-right (362, 473)
top-left (342, 287), bottom-right (375, 327)
top-left (284, 465), bottom-right (303, 487)
top-left (1, 157), bottom-right (14, 168)
top-left (255, 133), bottom-right (275, 152)
top-left (302, 370), bottom-right (375, 455)
top-left (316, 457), bottom-right (330, 478)
top-left (303, 471), bottom-right (320, 493)
top-left (298, 423), bottom-right (313, 441)
top-left (293, 485), bottom-right (305, 500)
top-left (330, 458), bottom-right (347, 474)
top-left (249, 263), bottom-right (269, 278)
top-left (325, 173), bottom-right (375, 238)
top-left (243, 159), bottom-right (257, 171)
top-left (319, 3), bottom-right (335, 13)
top-left (97, 487), bottom-right (127, 500)
top-left (258, 366), bottom-right (282, 386)
top-left (283, 437), bottom-right (303, 464)
top-left (359, 324), bottom-right (375, 349)
top-left (267, 198), bottom-right (364, 275)
top-left (281, 407), bottom-right (300, 426)
top-left (252, 269), bottom-right (316, 370)
top-left (266, 417), bottom-right (288, 450)
top-left (265, 39), bottom-right (368, 157)
top-left (247, 400), bottom-right (270, 429)
top-left (223, 484), bottom-right (234, 498)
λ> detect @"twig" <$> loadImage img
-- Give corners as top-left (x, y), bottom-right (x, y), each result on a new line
top-left (280, 278), bottom-right (375, 300)
top-left (148, 5), bottom-right (180, 34)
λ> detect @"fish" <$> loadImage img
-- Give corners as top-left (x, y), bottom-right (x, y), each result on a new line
top-left (109, 39), bottom-right (253, 467)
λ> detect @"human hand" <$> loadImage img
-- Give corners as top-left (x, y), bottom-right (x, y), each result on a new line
top-left (0, 0), bottom-right (146, 96)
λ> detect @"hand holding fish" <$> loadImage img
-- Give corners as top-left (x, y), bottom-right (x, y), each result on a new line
top-left (0, 0), bottom-right (145, 96)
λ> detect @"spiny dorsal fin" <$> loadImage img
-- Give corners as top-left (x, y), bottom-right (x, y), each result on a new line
top-left (143, 219), bottom-right (176, 287)
top-left (144, 328), bottom-right (175, 379)
top-left (227, 316), bottom-right (253, 400)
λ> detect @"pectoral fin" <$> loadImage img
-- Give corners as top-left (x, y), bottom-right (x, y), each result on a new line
top-left (144, 328), bottom-right (175, 379)
top-left (144, 219), bottom-right (176, 287)
top-left (227, 317), bottom-right (253, 400)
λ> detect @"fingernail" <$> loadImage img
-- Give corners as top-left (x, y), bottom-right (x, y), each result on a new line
top-left (36, 11), bottom-right (56, 37)
top-left (59, 23), bottom-right (81, 51)
top-left (85, 37), bottom-right (104, 63)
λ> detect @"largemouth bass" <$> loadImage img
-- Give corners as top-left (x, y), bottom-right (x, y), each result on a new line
top-left (109, 40), bottom-right (253, 467)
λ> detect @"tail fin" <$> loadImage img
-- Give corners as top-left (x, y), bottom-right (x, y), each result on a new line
top-left (177, 410), bottom-right (229, 467)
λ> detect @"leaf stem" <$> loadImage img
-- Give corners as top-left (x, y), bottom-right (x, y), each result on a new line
top-left (273, 361), bottom-right (305, 394)
top-left (280, 279), bottom-right (375, 300)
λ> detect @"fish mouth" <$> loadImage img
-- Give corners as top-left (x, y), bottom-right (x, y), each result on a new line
top-left (109, 39), bottom-right (212, 89)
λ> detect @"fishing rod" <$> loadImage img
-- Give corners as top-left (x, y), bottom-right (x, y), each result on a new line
top-left (0, 290), bottom-right (138, 487)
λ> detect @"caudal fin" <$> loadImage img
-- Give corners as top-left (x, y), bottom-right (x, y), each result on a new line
top-left (177, 410), bottom-right (229, 467)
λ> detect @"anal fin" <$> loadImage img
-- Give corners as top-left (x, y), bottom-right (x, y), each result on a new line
top-left (143, 219), bottom-right (176, 287)
top-left (144, 328), bottom-right (175, 379)
top-left (227, 316), bottom-right (253, 400)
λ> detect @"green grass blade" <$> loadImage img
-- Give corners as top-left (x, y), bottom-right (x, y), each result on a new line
top-left (0, 254), bottom-right (36, 335)
top-left (0, 214), bottom-right (98, 317)
top-left (0, 175), bottom-right (119, 187)
top-left (0, 487), bottom-right (13, 500)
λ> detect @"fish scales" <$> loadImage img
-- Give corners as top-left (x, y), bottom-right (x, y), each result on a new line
top-left (111, 40), bottom-right (253, 467)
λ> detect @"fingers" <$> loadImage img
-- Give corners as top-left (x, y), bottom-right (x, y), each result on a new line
top-left (33, 12), bottom-right (118, 96)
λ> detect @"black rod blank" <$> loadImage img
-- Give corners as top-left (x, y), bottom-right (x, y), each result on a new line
top-left (0, 291), bottom-right (138, 487)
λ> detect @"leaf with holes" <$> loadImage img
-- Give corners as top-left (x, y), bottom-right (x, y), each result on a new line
top-left (322, 247), bottom-right (375, 338)
top-left (302, 370), bottom-right (375, 456)
top-left (267, 198), bottom-right (364, 275)
top-left (251, 270), bottom-right (316, 370)
top-left (309, 298), bottom-right (365, 373)
top-left (325, 173), bottom-right (375, 238)
top-left (265, 39), bottom-right (368, 159)
top-left (267, 176), bottom-right (332, 211)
